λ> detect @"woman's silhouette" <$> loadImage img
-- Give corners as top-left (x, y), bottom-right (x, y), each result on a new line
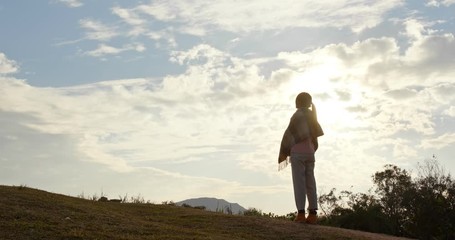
top-left (278, 92), bottom-right (324, 224)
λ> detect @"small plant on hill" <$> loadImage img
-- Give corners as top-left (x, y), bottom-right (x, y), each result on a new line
top-left (243, 207), bottom-right (263, 216)
top-left (129, 194), bottom-right (145, 204)
top-left (161, 200), bottom-right (176, 206)
top-left (242, 208), bottom-right (295, 221)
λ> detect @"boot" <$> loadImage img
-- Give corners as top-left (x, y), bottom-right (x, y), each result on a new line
top-left (294, 213), bottom-right (306, 223)
top-left (305, 213), bottom-right (317, 224)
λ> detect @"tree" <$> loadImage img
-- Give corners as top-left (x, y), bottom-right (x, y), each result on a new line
top-left (318, 188), bottom-right (342, 220)
top-left (404, 157), bottom-right (455, 239)
top-left (318, 157), bottom-right (455, 239)
top-left (319, 189), bottom-right (392, 234)
top-left (372, 164), bottom-right (414, 236)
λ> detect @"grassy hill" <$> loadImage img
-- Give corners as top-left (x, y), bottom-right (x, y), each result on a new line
top-left (0, 185), bottom-right (412, 240)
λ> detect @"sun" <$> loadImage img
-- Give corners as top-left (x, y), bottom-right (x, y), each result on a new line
top-left (286, 74), bottom-right (362, 132)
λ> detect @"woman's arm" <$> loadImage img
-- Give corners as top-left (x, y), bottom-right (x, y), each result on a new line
top-left (312, 137), bottom-right (319, 151)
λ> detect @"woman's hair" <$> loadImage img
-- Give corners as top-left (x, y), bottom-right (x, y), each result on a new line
top-left (295, 92), bottom-right (312, 108)
top-left (296, 92), bottom-right (318, 121)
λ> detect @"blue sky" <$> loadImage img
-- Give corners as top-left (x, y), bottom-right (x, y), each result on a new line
top-left (1, 0), bottom-right (455, 215)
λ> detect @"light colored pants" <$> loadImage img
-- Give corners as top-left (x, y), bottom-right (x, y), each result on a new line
top-left (290, 153), bottom-right (318, 212)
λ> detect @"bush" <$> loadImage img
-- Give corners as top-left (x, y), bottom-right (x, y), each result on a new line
top-left (243, 208), bottom-right (263, 216)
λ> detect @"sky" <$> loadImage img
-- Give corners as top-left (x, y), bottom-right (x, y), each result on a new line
top-left (1, 0), bottom-right (455, 215)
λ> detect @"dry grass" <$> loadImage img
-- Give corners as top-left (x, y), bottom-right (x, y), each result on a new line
top-left (0, 185), bottom-right (413, 240)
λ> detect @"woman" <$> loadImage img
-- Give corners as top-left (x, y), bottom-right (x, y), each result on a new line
top-left (278, 92), bottom-right (324, 224)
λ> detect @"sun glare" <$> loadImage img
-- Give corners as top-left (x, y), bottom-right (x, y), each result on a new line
top-left (317, 100), bottom-right (351, 124)
top-left (286, 73), bottom-right (362, 133)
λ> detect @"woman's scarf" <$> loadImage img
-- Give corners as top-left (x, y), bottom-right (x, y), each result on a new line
top-left (278, 108), bottom-right (324, 170)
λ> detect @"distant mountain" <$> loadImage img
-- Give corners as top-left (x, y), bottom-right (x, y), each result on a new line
top-left (177, 197), bottom-right (247, 214)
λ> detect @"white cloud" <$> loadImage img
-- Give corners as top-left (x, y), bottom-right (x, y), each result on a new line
top-left (0, 53), bottom-right (19, 75)
top-left (0, 81), bottom-right (286, 214)
top-left (0, 43), bottom-right (286, 176)
top-left (85, 44), bottom-right (123, 57)
top-left (136, 3), bottom-right (177, 22)
top-left (79, 0), bottom-right (403, 53)
top-left (134, 43), bottom-right (146, 52)
top-left (426, 0), bottom-right (455, 7)
top-left (304, 19), bottom-right (455, 91)
top-left (428, 82), bottom-right (455, 105)
top-left (444, 106), bottom-right (455, 117)
top-left (147, 29), bottom-right (177, 48)
top-left (70, 0), bottom-right (404, 54)
top-left (111, 6), bottom-right (148, 37)
top-left (84, 43), bottom-right (146, 57)
top-left (420, 133), bottom-right (455, 149)
top-left (403, 19), bottom-right (427, 40)
top-left (393, 139), bottom-right (419, 159)
top-left (79, 19), bottom-right (118, 41)
top-left (56, 0), bottom-right (83, 8)
top-left (178, 25), bottom-right (207, 37)
top-left (136, 0), bottom-right (404, 33)
top-left (112, 7), bottom-right (145, 26)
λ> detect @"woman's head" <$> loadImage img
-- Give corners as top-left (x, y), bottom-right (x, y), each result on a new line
top-left (295, 92), bottom-right (312, 108)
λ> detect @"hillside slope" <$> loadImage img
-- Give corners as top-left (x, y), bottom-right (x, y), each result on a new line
top-left (0, 185), bottom-right (412, 240)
